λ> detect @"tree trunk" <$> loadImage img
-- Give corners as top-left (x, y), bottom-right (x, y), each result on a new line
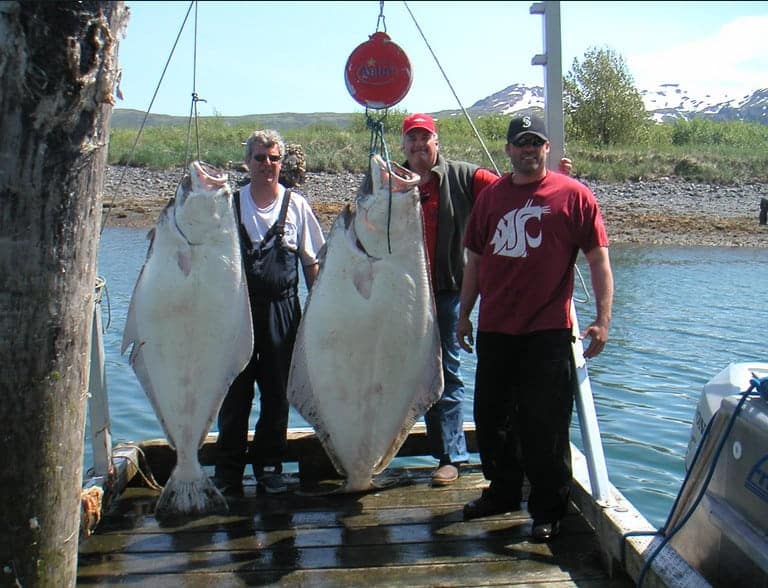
top-left (0, 2), bottom-right (127, 585)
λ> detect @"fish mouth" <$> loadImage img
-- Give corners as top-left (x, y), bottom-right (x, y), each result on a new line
top-left (171, 161), bottom-right (231, 246)
top-left (371, 155), bottom-right (420, 193)
top-left (191, 161), bottom-right (228, 191)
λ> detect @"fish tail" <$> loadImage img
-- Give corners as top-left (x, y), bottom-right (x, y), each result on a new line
top-left (155, 470), bottom-right (228, 518)
top-left (341, 476), bottom-right (376, 494)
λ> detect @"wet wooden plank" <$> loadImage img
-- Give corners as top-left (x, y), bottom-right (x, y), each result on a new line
top-left (78, 563), bottom-right (631, 588)
top-left (79, 464), bottom-right (632, 587)
top-left (78, 533), bottom-right (618, 585)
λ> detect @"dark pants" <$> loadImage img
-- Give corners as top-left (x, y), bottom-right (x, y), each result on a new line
top-left (215, 295), bottom-right (300, 482)
top-left (474, 329), bottom-right (574, 523)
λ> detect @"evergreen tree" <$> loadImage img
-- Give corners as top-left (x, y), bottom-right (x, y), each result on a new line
top-left (564, 47), bottom-right (649, 145)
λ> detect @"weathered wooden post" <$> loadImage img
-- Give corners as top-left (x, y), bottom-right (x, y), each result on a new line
top-left (0, 2), bottom-right (127, 585)
top-left (760, 197), bottom-right (767, 225)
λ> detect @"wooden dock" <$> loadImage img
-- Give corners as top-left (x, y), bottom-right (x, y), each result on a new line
top-left (77, 425), bottom-right (705, 587)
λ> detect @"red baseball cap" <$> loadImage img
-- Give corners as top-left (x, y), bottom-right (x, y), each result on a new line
top-left (402, 113), bottom-right (437, 136)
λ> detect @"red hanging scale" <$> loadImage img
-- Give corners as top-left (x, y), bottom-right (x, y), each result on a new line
top-left (345, 31), bottom-right (412, 109)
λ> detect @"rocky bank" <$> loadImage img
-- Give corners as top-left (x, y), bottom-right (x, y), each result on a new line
top-left (102, 165), bottom-right (768, 248)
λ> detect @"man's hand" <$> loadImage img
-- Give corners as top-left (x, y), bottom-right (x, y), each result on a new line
top-left (457, 316), bottom-right (475, 353)
top-left (580, 321), bottom-right (608, 358)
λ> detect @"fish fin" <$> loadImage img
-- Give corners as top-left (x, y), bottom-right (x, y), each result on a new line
top-left (371, 335), bottom-right (444, 476)
top-left (230, 279), bottom-right (254, 375)
top-left (120, 312), bottom-right (137, 356)
top-left (177, 248), bottom-right (192, 276)
top-left (121, 263), bottom-right (149, 354)
top-left (144, 228), bottom-right (156, 259)
top-left (155, 470), bottom-right (228, 520)
top-left (287, 337), bottom-right (349, 480)
top-left (352, 263), bottom-right (373, 299)
top-left (122, 338), bottom-right (177, 446)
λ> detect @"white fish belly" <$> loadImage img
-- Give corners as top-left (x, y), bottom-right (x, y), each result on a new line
top-left (127, 229), bottom-right (252, 452)
top-left (289, 197), bottom-right (443, 490)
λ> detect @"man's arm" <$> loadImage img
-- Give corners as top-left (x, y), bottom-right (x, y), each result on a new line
top-left (303, 262), bottom-right (320, 289)
top-left (581, 246), bottom-right (613, 358)
top-left (456, 249), bottom-right (481, 353)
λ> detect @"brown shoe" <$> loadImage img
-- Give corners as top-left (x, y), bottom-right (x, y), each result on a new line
top-left (431, 463), bottom-right (459, 486)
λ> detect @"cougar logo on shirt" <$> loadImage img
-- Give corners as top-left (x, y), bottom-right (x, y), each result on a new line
top-left (491, 199), bottom-right (550, 257)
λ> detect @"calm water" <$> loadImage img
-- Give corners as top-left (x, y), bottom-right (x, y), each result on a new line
top-left (88, 227), bottom-right (768, 529)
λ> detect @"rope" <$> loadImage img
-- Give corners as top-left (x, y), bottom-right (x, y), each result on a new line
top-left (573, 265), bottom-right (589, 304)
top-left (376, 0), bottom-right (387, 32)
top-left (402, 1), bottom-right (500, 175)
top-left (112, 444), bottom-right (164, 491)
top-left (365, 110), bottom-right (394, 254)
top-left (101, 0), bottom-right (197, 233)
top-left (183, 1), bottom-right (206, 169)
top-left (94, 275), bottom-right (112, 330)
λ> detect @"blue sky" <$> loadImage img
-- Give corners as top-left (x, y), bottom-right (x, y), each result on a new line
top-left (116, 1), bottom-right (768, 116)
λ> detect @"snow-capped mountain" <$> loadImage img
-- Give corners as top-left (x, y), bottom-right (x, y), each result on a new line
top-left (459, 83), bottom-right (768, 125)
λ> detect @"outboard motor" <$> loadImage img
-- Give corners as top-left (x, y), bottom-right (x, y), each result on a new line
top-left (668, 362), bottom-right (768, 587)
top-left (685, 362), bottom-right (768, 470)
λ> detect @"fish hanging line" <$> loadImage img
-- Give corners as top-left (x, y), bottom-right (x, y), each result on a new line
top-left (101, 0), bottom-right (204, 234)
top-left (183, 1), bottom-right (206, 169)
top-left (366, 109), bottom-right (395, 255)
top-left (364, 1), bottom-right (395, 255)
top-left (401, 1), bottom-right (500, 175)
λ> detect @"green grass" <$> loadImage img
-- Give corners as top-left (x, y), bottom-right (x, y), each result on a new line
top-left (108, 113), bottom-right (768, 184)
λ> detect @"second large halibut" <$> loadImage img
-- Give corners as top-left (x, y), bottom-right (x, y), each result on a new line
top-left (288, 155), bottom-right (443, 492)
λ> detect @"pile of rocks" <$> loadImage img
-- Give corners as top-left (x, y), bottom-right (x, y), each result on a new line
top-left (103, 166), bottom-right (767, 247)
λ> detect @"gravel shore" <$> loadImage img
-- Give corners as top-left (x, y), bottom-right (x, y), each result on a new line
top-left (103, 165), bottom-right (768, 248)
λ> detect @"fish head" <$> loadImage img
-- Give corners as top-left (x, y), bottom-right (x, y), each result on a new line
top-left (369, 154), bottom-right (420, 196)
top-left (354, 155), bottom-right (421, 257)
top-left (173, 161), bottom-right (233, 244)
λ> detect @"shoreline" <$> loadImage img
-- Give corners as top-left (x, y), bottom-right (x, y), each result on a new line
top-left (102, 166), bottom-right (768, 248)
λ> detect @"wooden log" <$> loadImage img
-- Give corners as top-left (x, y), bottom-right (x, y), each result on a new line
top-left (0, 2), bottom-right (128, 585)
top-left (122, 423), bottom-right (479, 486)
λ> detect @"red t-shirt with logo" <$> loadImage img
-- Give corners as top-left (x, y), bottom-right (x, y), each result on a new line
top-left (420, 168), bottom-right (498, 282)
top-left (463, 171), bottom-right (609, 335)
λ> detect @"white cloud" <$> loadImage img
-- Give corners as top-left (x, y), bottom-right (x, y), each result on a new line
top-left (628, 15), bottom-right (768, 98)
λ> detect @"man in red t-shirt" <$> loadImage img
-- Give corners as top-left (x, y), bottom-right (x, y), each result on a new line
top-left (457, 115), bottom-right (614, 541)
top-left (400, 114), bottom-right (572, 488)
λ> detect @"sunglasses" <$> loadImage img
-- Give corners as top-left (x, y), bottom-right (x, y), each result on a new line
top-left (252, 153), bottom-right (282, 163)
top-left (512, 135), bottom-right (546, 148)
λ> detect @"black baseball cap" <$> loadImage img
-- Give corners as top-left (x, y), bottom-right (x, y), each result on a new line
top-left (507, 115), bottom-right (549, 143)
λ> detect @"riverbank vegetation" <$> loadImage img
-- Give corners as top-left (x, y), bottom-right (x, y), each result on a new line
top-left (108, 114), bottom-right (768, 184)
top-left (108, 44), bottom-right (768, 184)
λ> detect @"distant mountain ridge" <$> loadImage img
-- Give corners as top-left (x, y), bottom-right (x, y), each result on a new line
top-left (111, 83), bottom-right (768, 129)
top-left (461, 82), bottom-right (768, 125)
top-left (110, 109), bottom-right (354, 130)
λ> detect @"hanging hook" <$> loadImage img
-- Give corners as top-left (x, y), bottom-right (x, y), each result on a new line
top-left (376, 0), bottom-right (387, 32)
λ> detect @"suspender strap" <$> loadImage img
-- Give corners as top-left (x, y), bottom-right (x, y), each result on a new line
top-left (234, 188), bottom-right (293, 249)
top-left (272, 188), bottom-right (292, 240)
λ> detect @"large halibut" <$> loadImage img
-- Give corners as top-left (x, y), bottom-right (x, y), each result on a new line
top-left (121, 161), bottom-right (253, 518)
top-left (288, 154), bottom-right (443, 492)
